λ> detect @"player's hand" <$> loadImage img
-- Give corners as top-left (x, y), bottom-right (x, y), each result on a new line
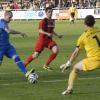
top-left (60, 61), bottom-right (71, 72)
top-left (47, 33), bottom-right (52, 37)
top-left (20, 33), bottom-right (27, 37)
top-left (58, 35), bottom-right (63, 38)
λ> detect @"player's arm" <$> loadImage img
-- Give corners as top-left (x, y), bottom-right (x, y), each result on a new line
top-left (68, 46), bottom-right (81, 63)
top-left (60, 33), bottom-right (84, 72)
top-left (39, 29), bottom-right (52, 37)
top-left (60, 46), bottom-right (81, 72)
top-left (52, 31), bottom-right (63, 38)
top-left (39, 19), bottom-right (53, 37)
top-left (52, 20), bottom-right (62, 38)
top-left (68, 33), bottom-right (84, 63)
top-left (4, 27), bottom-right (27, 37)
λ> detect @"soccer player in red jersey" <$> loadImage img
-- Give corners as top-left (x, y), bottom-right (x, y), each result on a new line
top-left (24, 7), bottom-right (63, 71)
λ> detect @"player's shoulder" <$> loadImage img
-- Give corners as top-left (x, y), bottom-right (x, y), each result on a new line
top-left (94, 27), bottom-right (100, 32)
top-left (40, 18), bottom-right (54, 24)
top-left (81, 30), bottom-right (87, 36)
top-left (42, 18), bottom-right (54, 21)
top-left (0, 19), bottom-right (5, 22)
top-left (0, 19), bottom-right (4, 23)
top-left (87, 27), bottom-right (100, 34)
top-left (0, 19), bottom-right (6, 26)
top-left (78, 31), bottom-right (86, 41)
top-left (40, 18), bottom-right (47, 23)
top-left (42, 18), bottom-right (48, 21)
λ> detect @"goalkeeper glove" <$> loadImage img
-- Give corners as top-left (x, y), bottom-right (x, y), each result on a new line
top-left (60, 61), bottom-right (71, 72)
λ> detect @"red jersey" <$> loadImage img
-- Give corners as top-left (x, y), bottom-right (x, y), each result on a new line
top-left (34, 18), bottom-right (56, 52)
top-left (38, 18), bottom-right (55, 40)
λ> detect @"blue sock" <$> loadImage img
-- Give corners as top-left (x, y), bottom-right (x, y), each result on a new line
top-left (14, 56), bottom-right (27, 74)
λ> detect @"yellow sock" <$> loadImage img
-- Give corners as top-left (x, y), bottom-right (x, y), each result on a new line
top-left (67, 69), bottom-right (78, 90)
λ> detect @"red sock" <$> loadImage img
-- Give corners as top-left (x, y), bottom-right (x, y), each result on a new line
top-left (45, 53), bottom-right (57, 65)
top-left (24, 55), bottom-right (34, 67)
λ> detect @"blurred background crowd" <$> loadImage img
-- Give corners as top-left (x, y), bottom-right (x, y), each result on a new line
top-left (0, 0), bottom-right (100, 11)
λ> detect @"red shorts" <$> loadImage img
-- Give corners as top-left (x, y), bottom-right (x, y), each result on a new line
top-left (34, 39), bottom-right (56, 52)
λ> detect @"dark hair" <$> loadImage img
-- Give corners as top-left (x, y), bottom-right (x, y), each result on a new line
top-left (84, 15), bottom-right (95, 27)
top-left (45, 7), bottom-right (52, 12)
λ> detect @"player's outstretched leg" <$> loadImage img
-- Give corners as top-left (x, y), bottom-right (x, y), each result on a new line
top-left (13, 55), bottom-right (27, 74)
top-left (24, 55), bottom-right (34, 67)
top-left (25, 68), bottom-right (35, 77)
top-left (12, 55), bottom-right (35, 77)
top-left (24, 52), bottom-right (39, 67)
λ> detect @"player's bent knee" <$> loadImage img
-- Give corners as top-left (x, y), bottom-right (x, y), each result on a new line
top-left (53, 52), bottom-right (58, 55)
top-left (73, 67), bottom-right (80, 73)
top-left (75, 68), bottom-right (80, 73)
top-left (52, 46), bottom-right (59, 53)
top-left (12, 55), bottom-right (18, 60)
top-left (32, 52), bottom-right (39, 58)
top-left (12, 55), bottom-right (21, 62)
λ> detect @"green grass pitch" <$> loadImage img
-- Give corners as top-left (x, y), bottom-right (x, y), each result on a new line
top-left (0, 19), bottom-right (100, 100)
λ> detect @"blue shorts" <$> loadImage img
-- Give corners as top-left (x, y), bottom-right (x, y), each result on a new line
top-left (0, 44), bottom-right (17, 61)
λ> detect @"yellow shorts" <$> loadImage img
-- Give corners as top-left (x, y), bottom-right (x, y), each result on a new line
top-left (83, 57), bottom-right (100, 71)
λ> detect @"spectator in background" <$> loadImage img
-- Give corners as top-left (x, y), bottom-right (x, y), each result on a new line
top-left (96, 0), bottom-right (100, 8)
top-left (45, 0), bottom-right (51, 8)
top-left (22, 2), bottom-right (29, 10)
top-left (79, 0), bottom-right (84, 8)
top-left (49, 1), bottom-right (55, 8)
top-left (93, 0), bottom-right (97, 7)
top-left (34, 0), bottom-right (40, 10)
top-left (12, 1), bottom-right (20, 10)
top-left (51, 0), bottom-right (55, 8)
top-left (28, 2), bottom-right (34, 10)
top-left (6, 3), bottom-right (11, 11)
top-left (66, 0), bottom-right (71, 8)
top-left (40, 0), bottom-right (46, 9)
top-left (0, 4), bottom-right (3, 10)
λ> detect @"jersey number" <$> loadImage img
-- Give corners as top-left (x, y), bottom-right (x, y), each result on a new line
top-left (93, 35), bottom-right (100, 47)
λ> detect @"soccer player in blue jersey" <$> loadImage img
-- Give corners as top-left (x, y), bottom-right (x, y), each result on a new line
top-left (0, 10), bottom-right (34, 78)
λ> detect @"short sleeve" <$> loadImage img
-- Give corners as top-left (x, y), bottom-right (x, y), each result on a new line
top-left (0, 20), bottom-right (8, 30)
top-left (76, 33), bottom-right (85, 48)
top-left (39, 19), bottom-right (45, 30)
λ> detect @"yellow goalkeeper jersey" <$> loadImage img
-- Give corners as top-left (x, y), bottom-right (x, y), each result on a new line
top-left (70, 6), bottom-right (75, 13)
top-left (77, 27), bottom-right (100, 59)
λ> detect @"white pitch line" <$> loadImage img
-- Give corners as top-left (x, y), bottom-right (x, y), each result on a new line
top-left (41, 77), bottom-right (100, 83)
top-left (0, 76), bottom-right (100, 86)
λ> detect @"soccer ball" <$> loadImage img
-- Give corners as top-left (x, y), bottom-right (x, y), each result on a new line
top-left (28, 72), bottom-right (38, 84)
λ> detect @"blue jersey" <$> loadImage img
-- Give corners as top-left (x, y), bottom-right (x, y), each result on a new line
top-left (0, 19), bottom-right (10, 46)
top-left (0, 19), bottom-right (16, 61)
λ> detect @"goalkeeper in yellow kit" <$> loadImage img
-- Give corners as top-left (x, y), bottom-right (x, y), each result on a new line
top-left (60, 15), bottom-right (100, 95)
